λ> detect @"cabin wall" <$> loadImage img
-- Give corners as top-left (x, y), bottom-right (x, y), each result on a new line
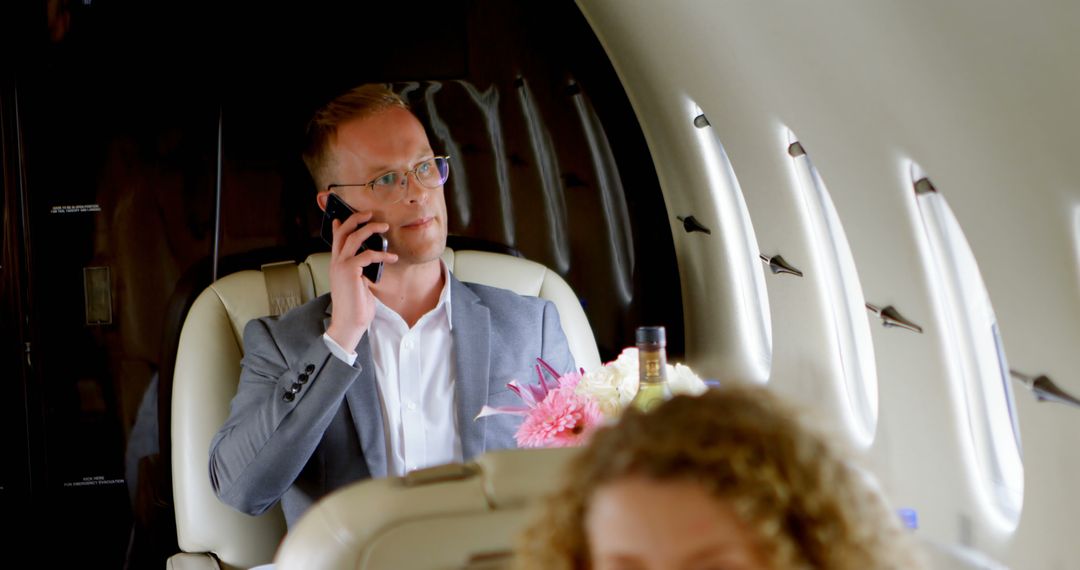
top-left (578, 0), bottom-right (1080, 568)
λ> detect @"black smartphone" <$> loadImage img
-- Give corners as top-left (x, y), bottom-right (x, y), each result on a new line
top-left (320, 193), bottom-right (389, 283)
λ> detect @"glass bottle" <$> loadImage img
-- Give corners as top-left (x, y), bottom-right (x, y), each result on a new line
top-left (630, 326), bottom-right (672, 412)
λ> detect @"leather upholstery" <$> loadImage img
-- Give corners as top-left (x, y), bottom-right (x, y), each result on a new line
top-left (172, 271), bottom-right (295, 570)
top-left (273, 448), bottom-right (579, 570)
top-left (170, 249), bottom-right (599, 568)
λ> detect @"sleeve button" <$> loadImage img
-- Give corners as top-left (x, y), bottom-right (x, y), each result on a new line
top-left (298, 373), bottom-right (309, 384)
top-left (305, 364), bottom-right (316, 374)
top-left (283, 392), bottom-right (296, 402)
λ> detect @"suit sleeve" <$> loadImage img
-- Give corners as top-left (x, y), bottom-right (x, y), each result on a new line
top-left (540, 300), bottom-right (577, 376)
top-left (208, 317), bottom-right (362, 515)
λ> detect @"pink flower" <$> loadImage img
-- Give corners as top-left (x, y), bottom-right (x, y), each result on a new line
top-left (514, 385), bottom-right (602, 448)
top-left (475, 359), bottom-right (602, 448)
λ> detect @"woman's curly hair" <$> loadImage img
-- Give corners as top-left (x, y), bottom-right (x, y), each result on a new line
top-left (514, 384), bottom-right (923, 569)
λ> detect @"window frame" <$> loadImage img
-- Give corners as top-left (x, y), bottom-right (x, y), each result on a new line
top-left (911, 164), bottom-right (1024, 529)
top-left (786, 131), bottom-right (879, 447)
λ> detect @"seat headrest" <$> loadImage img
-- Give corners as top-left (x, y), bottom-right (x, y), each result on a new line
top-left (303, 248), bottom-right (601, 372)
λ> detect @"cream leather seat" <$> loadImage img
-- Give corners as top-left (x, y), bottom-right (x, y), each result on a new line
top-left (274, 447), bottom-right (578, 570)
top-left (169, 249), bottom-right (600, 569)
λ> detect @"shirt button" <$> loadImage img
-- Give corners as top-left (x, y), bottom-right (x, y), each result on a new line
top-left (406, 401), bottom-right (417, 411)
top-left (403, 340), bottom-right (414, 350)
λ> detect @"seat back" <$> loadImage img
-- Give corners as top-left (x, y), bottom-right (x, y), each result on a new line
top-left (171, 249), bottom-right (599, 568)
top-left (274, 447), bottom-right (579, 570)
top-left (305, 250), bottom-right (601, 371)
top-left (171, 268), bottom-right (316, 569)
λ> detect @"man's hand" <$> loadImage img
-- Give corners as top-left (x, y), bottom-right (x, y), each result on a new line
top-left (325, 210), bottom-right (398, 352)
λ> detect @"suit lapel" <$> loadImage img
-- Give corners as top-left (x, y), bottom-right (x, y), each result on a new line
top-left (346, 336), bottom-right (388, 478)
top-left (325, 306), bottom-right (388, 478)
top-left (451, 277), bottom-right (490, 460)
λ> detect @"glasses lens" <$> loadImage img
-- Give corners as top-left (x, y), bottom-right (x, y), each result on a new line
top-left (371, 172), bottom-right (405, 202)
top-left (414, 157), bottom-right (450, 189)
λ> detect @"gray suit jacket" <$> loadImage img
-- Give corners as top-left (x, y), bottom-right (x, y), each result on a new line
top-left (208, 273), bottom-right (576, 526)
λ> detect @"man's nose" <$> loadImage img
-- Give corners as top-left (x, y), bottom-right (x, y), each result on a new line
top-left (402, 173), bottom-right (430, 204)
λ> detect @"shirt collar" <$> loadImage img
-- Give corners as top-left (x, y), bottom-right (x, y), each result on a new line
top-left (439, 259), bottom-right (453, 329)
top-left (373, 260), bottom-right (453, 330)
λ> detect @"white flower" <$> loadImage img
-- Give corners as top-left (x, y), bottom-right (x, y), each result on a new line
top-left (576, 347), bottom-right (707, 419)
top-left (607, 347), bottom-right (639, 381)
top-left (574, 380), bottom-right (622, 418)
top-left (576, 349), bottom-right (631, 417)
top-left (669, 362), bottom-right (708, 396)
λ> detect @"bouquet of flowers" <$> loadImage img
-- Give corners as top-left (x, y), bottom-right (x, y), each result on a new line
top-left (476, 348), bottom-right (707, 448)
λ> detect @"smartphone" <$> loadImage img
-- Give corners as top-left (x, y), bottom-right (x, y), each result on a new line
top-left (320, 193), bottom-right (389, 283)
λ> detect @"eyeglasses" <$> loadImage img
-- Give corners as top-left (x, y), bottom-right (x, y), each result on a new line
top-left (327, 155), bottom-right (451, 205)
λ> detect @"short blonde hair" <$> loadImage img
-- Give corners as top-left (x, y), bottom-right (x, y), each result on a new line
top-left (515, 385), bottom-right (923, 570)
top-left (301, 83), bottom-right (410, 190)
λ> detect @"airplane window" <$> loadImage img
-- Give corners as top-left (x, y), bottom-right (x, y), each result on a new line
top-left (691, 104), bottom-right (772, 381)
top-left (785, 131), bottom-right (878, 447)
top-left (911, 163), bottom-right (1023, 529)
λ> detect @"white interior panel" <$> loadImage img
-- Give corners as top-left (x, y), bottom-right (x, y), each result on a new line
top-left (577, 1), bottom-right (1080, 567)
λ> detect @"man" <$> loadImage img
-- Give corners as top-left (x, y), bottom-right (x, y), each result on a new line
top-left (208, 84), bottom-right (576, 526)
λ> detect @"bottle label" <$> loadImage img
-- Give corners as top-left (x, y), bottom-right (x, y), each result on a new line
top-left (644, 359), bottom-right (661, 378)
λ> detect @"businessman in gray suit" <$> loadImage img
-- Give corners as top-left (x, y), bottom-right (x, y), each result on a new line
top-left (208, 84), bottom-right (576, 527)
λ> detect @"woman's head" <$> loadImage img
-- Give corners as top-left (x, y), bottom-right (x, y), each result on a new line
top-left (516, 384), bottom-right (920, 570)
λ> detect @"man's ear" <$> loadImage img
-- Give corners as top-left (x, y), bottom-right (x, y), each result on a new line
top-left (316, 190), bottom-right (330, 212)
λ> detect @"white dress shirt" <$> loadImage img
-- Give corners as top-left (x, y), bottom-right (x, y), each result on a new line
top-left (322, 262), bottom-right (462, 476)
